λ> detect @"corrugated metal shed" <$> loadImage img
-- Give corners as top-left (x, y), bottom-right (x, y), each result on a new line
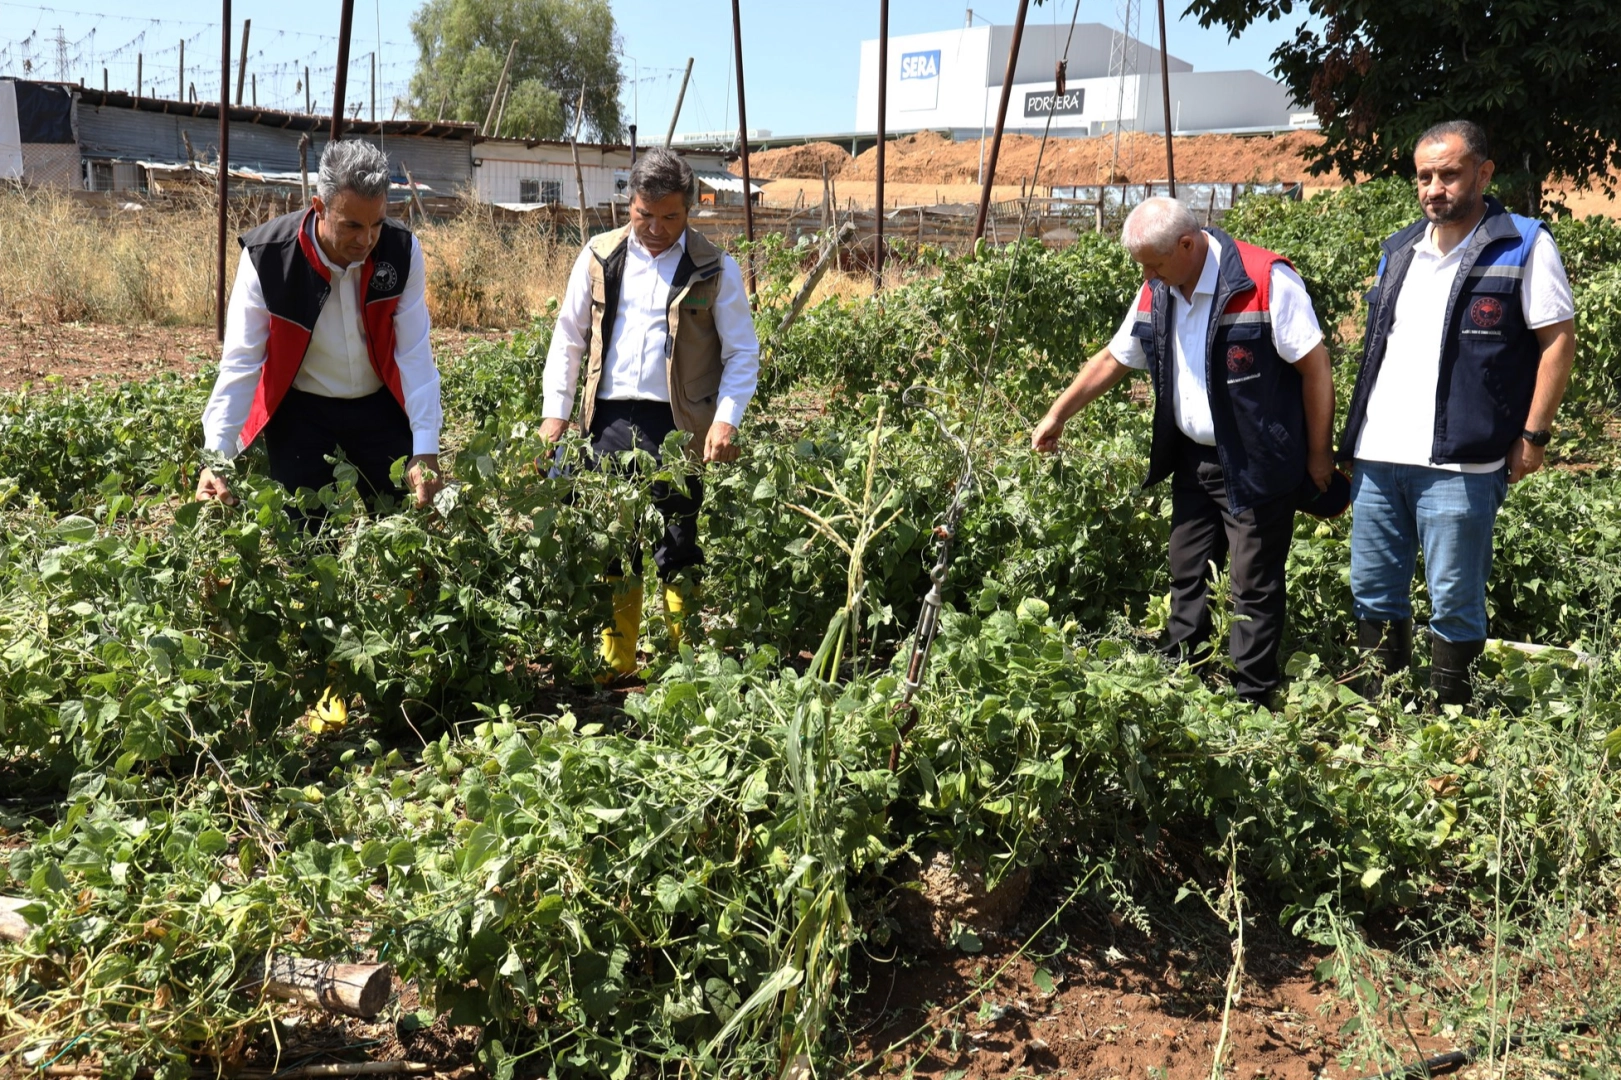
top-left (68, 86), bottom-right (476, 194)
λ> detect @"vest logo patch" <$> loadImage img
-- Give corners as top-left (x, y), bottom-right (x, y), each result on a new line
top-left (1469, 296), bottom-right (1504, 329)
top-left (370, 261), bottom-right (399, 293)
top-left (1226, 344), bottom-right (1256, 374)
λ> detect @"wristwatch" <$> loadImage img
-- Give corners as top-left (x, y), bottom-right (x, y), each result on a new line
top-left (1522, 428), bottom-right (1552, 447)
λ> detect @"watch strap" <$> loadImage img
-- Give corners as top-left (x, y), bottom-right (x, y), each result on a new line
top-left (1522, 428), bottom-right (1552, 447)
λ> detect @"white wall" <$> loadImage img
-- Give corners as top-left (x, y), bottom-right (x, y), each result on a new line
top-left (471, 142), bottom-right (732, 207)
top-left (855, 24), bottom-right (1290, 137)
top-left (0, 81), bottom-right (23, 179)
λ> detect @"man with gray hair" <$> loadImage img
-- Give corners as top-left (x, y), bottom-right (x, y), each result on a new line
top-left (1032, 197), bottom-right (1336, 705)
top-left (196, 138), bottom-right (443, 517)
top-left (541, 145), bottom-right (760, 678)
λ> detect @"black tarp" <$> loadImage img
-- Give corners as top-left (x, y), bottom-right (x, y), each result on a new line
top-left (14, 81), bottom-right (74, 143)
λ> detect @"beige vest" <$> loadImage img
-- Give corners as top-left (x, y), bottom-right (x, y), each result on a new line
top-left (578, 225), bottom-right (727, 438)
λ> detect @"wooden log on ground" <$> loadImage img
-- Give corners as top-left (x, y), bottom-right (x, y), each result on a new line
top-left (256, 955), bottom-right (393, 1018)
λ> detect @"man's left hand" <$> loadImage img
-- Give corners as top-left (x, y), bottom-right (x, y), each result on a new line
top-left (1508, 438), bottom-right (1545, 484)
top-left (1307, 447), bottom-right (1333, 493)
top-left (406, 454), bottom-right (443, 509)
top-left (703, 422), bottom-right (740, 464)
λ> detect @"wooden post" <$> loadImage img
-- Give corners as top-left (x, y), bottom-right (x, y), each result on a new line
top-left (178, 39), bottom-right (184, 100)
top-left (482, 40), bottom-right (518, 136)
top-left (370, 52), bottom-right (376, 122)
top-left (773, 221), bottom-right (857, 341)
top-left (305, 66), bottom-right (311, 114)
top-left (298, 132), bottom-right (311, 203)
top-left (569, 81), bottom-right (588, 241)
top-left (102, 67), bottom-right (107, 93)
top-left (1156, 0), bottom-right (1175, 198)
top-left (136, 53), bottom-right (142, 102)
top-left (217, 0), bottom-right (231, 342)
top-left (234, 20), bottom-right (250, 106)
top-left (663, 57), bottom-right (693, 149)
top-left (820, 161), bottom-right (831, 232)
top-left (251, 72), bottom-right (257, 107)
top-left (972, 0), bottom-right (1030, 242)
top-left (730, 0), bottom-right (756, 295)
top-left (874, 0), bottom-right (889, 291)
top-left (332, 0), bottom-right (355, 140)
top-left (402, 162), bottom-right (428, 220)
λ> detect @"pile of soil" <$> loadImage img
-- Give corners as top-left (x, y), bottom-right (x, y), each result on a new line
top-left (740, 141), bottom-right (854, 180)
top-left (742, 130), bottom-right (1327, 186)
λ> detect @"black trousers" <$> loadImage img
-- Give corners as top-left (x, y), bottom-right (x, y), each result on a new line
top-left (589, 399), bottom-right (704, 581)
top-left (1165, 437), bottom-right (1296, 701)
top-left (261, 386), bottom-right (412, 516)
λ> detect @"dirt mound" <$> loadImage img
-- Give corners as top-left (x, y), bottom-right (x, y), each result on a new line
top-left (737, 141), bottom-right (853, 179)
top-left (816, 130), bottom-right (1325, 187)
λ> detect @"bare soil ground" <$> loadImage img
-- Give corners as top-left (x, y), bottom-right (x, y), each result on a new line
top-left (0, 320), bottom-right (504, 393)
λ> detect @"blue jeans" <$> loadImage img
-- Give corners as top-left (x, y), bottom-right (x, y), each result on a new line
top-left (1349, 460), bottom-right (1508, 643)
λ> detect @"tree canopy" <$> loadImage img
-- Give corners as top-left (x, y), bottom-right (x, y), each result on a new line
top-left (407, 0), bottom-right (624, 142)
top-left (1184, 0), bottom-right (1621, 206)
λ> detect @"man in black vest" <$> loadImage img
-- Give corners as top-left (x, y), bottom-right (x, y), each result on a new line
top-left (1033, 197), bottom-right (1336, 706)
top-left (1339, 120), bottom-right (1576, 705)
top-left (196, 139), bottom-right (443, 518)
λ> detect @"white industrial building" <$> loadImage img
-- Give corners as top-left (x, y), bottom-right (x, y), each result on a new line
top-left (471, 138), bottom-right (749, 209)
top-left (855, 22), bottom-right (1305, 138)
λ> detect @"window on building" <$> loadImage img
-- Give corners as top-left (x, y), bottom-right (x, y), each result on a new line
top-left (519, 178), bottom-right (540, 203)
top-left (541, 180), bottom-right (562, 204)
top-left (519, 178), bottom-right (562, 204)
top-left (88, 160), bottom-right (114, 192)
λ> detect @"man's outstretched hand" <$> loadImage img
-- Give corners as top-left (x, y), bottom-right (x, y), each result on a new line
top-left (195, 466), bottom-right (237, 505)
top-left (703, 421), bottom-right (740, 464)
top-left (406, 454), bottom-right (443, 509)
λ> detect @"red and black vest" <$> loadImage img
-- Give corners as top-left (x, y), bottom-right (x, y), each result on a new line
top-left (1130, 228), bottom-right (1307, 514)
top-left (238, 208), bottom-right (412, 447)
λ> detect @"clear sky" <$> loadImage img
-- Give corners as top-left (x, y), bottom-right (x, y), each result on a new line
top-left (0, 0), bottom-right (1315, 136)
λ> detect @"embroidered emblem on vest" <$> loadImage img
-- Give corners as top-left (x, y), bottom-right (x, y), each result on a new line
top-left (370, 262), bottom-right (399, 292)
top-left (1469, 296), bottom-right (1504, 328)
top-left (1226, 344), bottom-right (1255, 373)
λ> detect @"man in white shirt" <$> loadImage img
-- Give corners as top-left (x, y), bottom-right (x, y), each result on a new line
top-left (196, 139), bottom-right (443, 522)
top-left (1033, 197), bottom-right (1336, 706)
top-left (1338, 120), bottom-right (1576, 706)
top-left (541, 147), bottom-right (760, 677)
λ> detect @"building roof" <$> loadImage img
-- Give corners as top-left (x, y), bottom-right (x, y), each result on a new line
top-left (71, 85), bottom-right (480, 141)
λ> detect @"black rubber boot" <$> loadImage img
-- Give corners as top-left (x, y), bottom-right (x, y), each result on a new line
top-left (1353, 618), bottom-right (1413, 698)
top-left (1430, 637), bottom-right (1485, 707)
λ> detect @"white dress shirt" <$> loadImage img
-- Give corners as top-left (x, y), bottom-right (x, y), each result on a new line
top-left (1108, 235), bottom-right (1325, 445)
top-left (542, 229), bottom-right (760, 429)
top-left (201, 218), bottom-right (442, 457)
top-left (1354, 225), bottom-right (1574, 472)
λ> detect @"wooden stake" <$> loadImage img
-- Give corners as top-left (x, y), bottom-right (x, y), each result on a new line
top-left (482, 40), bottom-right (518, 136)
top-left (234, 19), bottom-right (250, 106)
top-left (136, 52), bottom-right (142, 101)
top-left (569, 80), bottom-right (589, 240)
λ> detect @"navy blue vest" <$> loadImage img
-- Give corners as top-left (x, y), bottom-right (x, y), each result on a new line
top-left (1339, 198), bottom-right (1547, 465)
top-left (1133, 228), bottom-right (1308, 515)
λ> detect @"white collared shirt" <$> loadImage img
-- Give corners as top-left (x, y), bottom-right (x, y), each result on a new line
top-left (1354, 222), bottom-right (1573, 472)
top-left (1108, 235), bottom-right (1325, 445)
top-left (542, 229), bottom-right (760, 429)
top-left (201, 218), bottom-right (442, 457)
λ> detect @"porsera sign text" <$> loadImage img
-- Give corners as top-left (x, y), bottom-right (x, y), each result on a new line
top-left (1025, 89), bottom-right (1085, 116)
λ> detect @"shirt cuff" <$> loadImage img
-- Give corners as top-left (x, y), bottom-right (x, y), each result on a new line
top-left (541, 391), bottom-right (576, 423)
top-left (203, 434), bottom-right (241, 457)
top-left (411, 430), bottom-right (440, 456)
top-left (714, 397), bottom-right (749, 429)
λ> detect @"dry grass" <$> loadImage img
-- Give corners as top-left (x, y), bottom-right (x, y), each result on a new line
top-left (0, 185), bottom-right (577, 331)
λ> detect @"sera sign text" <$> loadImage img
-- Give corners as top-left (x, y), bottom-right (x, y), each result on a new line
top-left (1024, 89), bottom-right (1085, 117)
top-left (899, 50), bottom-right (940, 80)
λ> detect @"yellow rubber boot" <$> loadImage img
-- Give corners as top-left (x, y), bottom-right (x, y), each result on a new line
top-left (662, 580), bottom-right (697, 649)
top-left (599, 577), bottom-right (644, 679)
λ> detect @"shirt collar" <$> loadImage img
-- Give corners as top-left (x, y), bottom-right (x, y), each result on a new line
top-left (629, 227), bottom-right (687, 260)
top-left (1413, 208), bottom-right (1487, 260)
top-left (1191, 233), bottom-right (1221, 298)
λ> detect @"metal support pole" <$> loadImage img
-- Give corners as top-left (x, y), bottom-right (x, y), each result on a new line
top-left (136, 53), bottom-right (142, 101)
top-left (370, 52), bottom-right (375, 122)
top-left (331, 0), bottom-right (355, 141)
top-left (972, 0), bottom-right (1030, 242)
top-left (730, 0), bottom-right (755, 295)
top-left (234, 20), bottom-right (249, 105)
top-left (875, 0), bottom-right (889, 290)
top-left (216, 2), bottom-right (231, 343)
top-left (628, 123), bottom-right (637, 167)
top-left (1157, 0), bottom-right (1175, 198)
top-left (178, 40), bottom-right (183, 100)
top-left (664, 57), bottom-right (693, 149)
top-left (305, 66), bottom-right (311, 114)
